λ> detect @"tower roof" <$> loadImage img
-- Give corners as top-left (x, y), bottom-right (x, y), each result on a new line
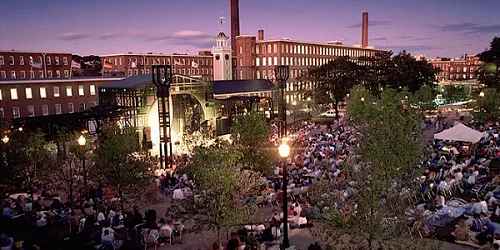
top-left (217, 32), bottom-right (229, 39)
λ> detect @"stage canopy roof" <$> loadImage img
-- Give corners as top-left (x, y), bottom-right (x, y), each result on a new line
top-left (434, 122), bottom-right (485, 143)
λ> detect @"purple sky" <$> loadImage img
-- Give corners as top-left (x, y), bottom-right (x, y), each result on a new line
top-left (1, 0), bottom-right (499, 58)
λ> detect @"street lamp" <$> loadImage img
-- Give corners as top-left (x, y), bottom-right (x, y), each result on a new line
top-left (77, 134), bottom-right (87, 188)
top-left (278, 140), bottom-right (291, 249)
top-left (479, 91), bottom-right (485, 98)
top-left (360, 97), bottom-right (365, 102)
top-left (77, 135), bottom-right (86, 146)
top-left (2, 135), bottom-right (9, 144)
top-left (275, 65), bottom-right (290, 138)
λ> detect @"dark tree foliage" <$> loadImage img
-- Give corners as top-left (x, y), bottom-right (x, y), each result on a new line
top-left (478, 37), bottom-right (500, 89)
top-left (304, 56), bottom-right (361, 118)
top-left (389, 51), bottom-right (438, 93)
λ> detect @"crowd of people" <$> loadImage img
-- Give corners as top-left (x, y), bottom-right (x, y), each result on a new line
top-left (0, 182), bottom-right (188, 250)
top-left (412, 120), bottom-right (500, 248)
top-left (2, 114), bottom-right (499, 249)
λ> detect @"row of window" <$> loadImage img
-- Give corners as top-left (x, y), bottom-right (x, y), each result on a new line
top-left (254, 43), bottom-right (374, 57)
top-left (105, 57), bottom-right (213, 67)
top-left (0, 102), bottom-right (93, 119)
top-left (125, 68), bottom-right (212, 76)
top-left (256, 56), bottom-right (342, 67)
top-left (438, 74), bottom-right (476, 80)
top-left (0, 55), bottom-right (69, 67)
top-left (434, 66), bottom-right (478, 73)
top-left (256, 68), bottom-right (307, 80)
top-left (0, 70), bottom-right (70, 80)
top-left (0, 85), bottom-right (96, 101)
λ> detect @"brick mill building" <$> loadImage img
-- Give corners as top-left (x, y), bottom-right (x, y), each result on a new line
top-left (101, 52), bottom-right (214, 81)
top-left (430, 55), bottom-right (481, 83)
top-left (0, 51), bottom-right (72, 81)
top-left (235, 30), bottom-right (381, 104)
top-left (0, 77), bottom-right (121, 126)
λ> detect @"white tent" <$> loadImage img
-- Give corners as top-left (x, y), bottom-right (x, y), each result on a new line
top-left (434, 122), bottom-right (485, 143)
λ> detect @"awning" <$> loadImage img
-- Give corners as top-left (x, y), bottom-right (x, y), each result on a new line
top-left (434, 122), bottom-right (485, 143)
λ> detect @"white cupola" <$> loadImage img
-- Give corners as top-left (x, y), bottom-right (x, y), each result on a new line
top-left (212, 32), bottom-right (232, 81)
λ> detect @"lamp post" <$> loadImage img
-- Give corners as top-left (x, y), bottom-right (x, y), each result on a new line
top-left (77, 134), bottom-right (87, 189)
top-left (278, 140), bottom-right (291, 249)
top-left (275, 65), bottom-right (290, 138)
top-left (1, 135), bottom-right (9, 168)
top-left (152, 65), bottom-right (173, 169)
top-left (479, 91), bottom-right (485, 98)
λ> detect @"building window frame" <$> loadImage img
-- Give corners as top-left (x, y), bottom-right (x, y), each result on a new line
top-left (10, 88), bottom-right (18, 100)
top-left (25, 88), bottom-right (33, 99)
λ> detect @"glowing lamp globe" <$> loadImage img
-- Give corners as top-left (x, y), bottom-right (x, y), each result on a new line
top-left (77, 135), bottom-right (86, 146)
top-left (2, 135), bottom-right (9, 144)
top-left (278, 142), bottom-right (290, 158)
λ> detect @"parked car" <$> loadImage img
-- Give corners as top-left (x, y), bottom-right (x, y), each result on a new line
top-left (319, 110), bottom-right (336, 118)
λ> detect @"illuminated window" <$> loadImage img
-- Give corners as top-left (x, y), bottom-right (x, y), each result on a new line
top-left (40, 87), bottom-right (47, 98)
top-left (90, 85), bottom-right (96, 96)
top-left (10, 88), bottom-right (18, 100)
top-left (25, 88), bottom-right (32, 99)
top-left (66, 86), bottom-right (72, 97)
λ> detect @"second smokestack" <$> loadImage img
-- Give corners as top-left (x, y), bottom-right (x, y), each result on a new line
top-left (258, 29), bottom-right (264, 41)
top-left (362, 11), bottom-right (368, 48)
top-left (230, 0), bottom-right (240, 53)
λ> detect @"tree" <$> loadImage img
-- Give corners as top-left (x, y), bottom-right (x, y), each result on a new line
top-left (187, 141), bottom-right (264, 241)
top-left (358, 51), bottom-right (396, 95)
top-left (311, 86), bottom-right (425, 249)
top-left (304, 56), bottom-right (361, 118)
top-left (95, 125), bottom-right (155, 208)
top-left (412, 84), bottom-right (437, 111)
top-left (231, 112), bottom-right (274, 175)
top-left (23, 131), bottom-right (54, 198)
top-left (390, 51), bottom-right (438, 93)
top-left (473, 88), bottom-right (500, 122)
top-left (478, 37), bottom-right (500, 89)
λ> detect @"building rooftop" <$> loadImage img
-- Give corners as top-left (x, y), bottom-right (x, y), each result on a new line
top-left (254, 38), bottom-right (381, 51)
top-left (0, 77), bottom-right (123, 85)
top-left (100, 53), bottom-right (213, 58)
top-left (213, 79), bottom-right (274, 96)
top-left (0, 50), bottom-right (72, 54)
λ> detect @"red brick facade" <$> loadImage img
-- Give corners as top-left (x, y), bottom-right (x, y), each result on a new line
top-left (235, 32), bottom-right (381, 104)
top-left (0, 51), bottom-right (72, 81)
top-left (431, 55), bottom-right (481, 82)
top-left (101, 53), bottom-right (214, 81)
top-left (0, 78), bottom-right (120, 125)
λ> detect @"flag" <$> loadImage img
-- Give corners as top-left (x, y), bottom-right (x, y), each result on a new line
top-left (71, 60), bottom-right (81, 69)
top-left (30, 58), bottom-right (43, 69)
top-left (191, 60), bottom-right (199, 68)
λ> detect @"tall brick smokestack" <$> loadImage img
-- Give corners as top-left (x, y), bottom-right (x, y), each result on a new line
top-left (362, 11), bottom-right (368, 48)
top-left (230, 0), bottom-right (240, 53)
top-left (258, 29), bottom-right (264, 41)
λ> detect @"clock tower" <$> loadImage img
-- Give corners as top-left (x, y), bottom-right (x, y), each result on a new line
top-left (212, 32), bottom-right (232, 81)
